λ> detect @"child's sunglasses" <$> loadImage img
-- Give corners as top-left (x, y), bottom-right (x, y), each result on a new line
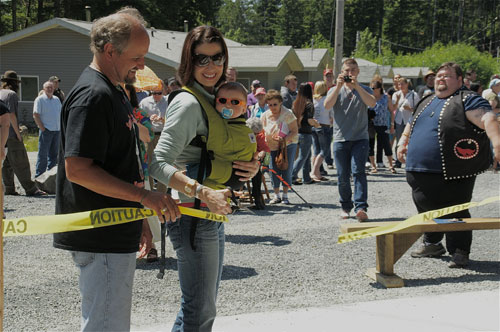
top-left (216, 97), bottom-right (246, 106)
top-left (193, 53), bottom-right (225, 67)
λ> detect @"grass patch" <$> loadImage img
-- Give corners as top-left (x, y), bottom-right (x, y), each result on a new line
top-left (22, 129), bottom-right (39, 152)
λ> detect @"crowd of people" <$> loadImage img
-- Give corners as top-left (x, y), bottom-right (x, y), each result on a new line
top-left (1, 6), bottom-right (500, 332)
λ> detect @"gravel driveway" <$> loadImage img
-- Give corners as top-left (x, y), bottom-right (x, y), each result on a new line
top-left (3, 153), bottom-right (499, 331)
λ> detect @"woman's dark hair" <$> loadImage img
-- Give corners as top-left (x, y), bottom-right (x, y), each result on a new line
top-left (370, 79), bottom-right (384, 93)
top-left (292, 83), bottom-right (313, 128)
top-left (124, 84), bottom-right (139, 108)
top-left (177, 25), bottom-right (228, 87)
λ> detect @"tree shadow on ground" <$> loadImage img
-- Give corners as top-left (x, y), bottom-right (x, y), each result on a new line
top-left (225, 234), bottom-right (291, 246)
top-left (221, 264), bottom-right (258, 280)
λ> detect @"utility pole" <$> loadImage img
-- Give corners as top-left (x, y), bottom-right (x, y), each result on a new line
top-left (432, 0), bottom-right (437, 45)
top-left (334, 0), bottom-right (345, 78)
top-left (311, 38), bottom-right (314, 61)
top-left (457, 0), bottom-right (464, 42)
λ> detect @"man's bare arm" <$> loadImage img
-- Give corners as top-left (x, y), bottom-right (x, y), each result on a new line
top-left (466, 109), bottom-right (500, 162)
top-left (65, 156), bottom-right (180, 221)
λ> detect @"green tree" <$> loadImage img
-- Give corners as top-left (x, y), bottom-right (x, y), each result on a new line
top-left (274, 0), bottom-right (304, 47)
top-left (353, 28), bottom-right (378, 59)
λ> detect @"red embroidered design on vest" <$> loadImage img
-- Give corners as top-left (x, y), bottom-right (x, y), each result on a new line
top-left (454, 139), bottom-right (479, 159)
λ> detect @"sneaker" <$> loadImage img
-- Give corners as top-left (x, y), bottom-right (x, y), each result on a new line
top-left (303, 179), bottom-right (315, 184)
top-left (448, 249), bottom-right (469, 268)
top-left (282, 197), bottom-right (290, 204)
top-left (340, 210), bottom-right (350, 219)
top-left (5, 191), bottom-right (19, 196)
top-left (292, 180), bottom-right (303, 186)
top-left (410, 242), bottom-right (446, 258)
top-left (269, 197), bottom-right (281, 204)
top-left (376, 163), bottom-right (385, 169)
top-left (355, 209), bottom-right (368, 222)
top-left (365, 162), bottom-right (371, 168)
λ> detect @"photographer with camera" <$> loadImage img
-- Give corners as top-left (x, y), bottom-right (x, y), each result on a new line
top-left (324, 58), bottom-right (376, 221)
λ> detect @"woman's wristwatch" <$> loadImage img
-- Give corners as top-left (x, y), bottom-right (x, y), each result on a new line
top-left (184, 178), bottom-right (198, 197)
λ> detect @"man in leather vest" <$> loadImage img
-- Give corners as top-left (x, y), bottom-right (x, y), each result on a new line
top-left (397, 62), bottom-right (500, 268)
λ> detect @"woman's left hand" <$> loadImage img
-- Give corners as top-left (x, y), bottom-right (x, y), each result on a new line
top-left (233, 151), bottom-right (260, 181)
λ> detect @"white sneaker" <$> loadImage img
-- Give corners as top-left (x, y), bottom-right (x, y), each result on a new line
top-left (340, 210), bottom-right (350, 219)
top-left (376, 163), bottom-right (385, 169)
top-left (269, 197), bottom-right (282, 204)
top-left (282, 197), bottom-right (290, 204)
top-left (365, 162), bottom-right (371, 168)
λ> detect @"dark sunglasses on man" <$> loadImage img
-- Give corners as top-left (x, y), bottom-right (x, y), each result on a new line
top-left (193, 53), bottom-right (225, 67)
top-left (151, 91), bottom-right (163, 95)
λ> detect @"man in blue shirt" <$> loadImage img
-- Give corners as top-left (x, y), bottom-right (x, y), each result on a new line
top-left (397, 62), bottom-right (500, 268)
top-left (33, 81), bottom-right (62, 177)
top-left (324, 58), bottom-right (376, 221)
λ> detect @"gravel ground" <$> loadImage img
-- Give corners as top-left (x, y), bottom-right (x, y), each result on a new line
top-left (3, 152), bottom-right (500, 331)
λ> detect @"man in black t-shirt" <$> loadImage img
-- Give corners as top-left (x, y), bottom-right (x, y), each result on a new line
top-left (54, 8), bottom-right (179, 331)
top-left (0, 99), bottom-right (10, 160)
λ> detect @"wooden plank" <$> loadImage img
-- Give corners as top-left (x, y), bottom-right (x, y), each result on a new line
top-left (340, 218), bottom-right (500, 234)
top-left (376, 234), bottom-right (394, 275)
top-left (366, 268), bottom-right (404, 288)
top-left (340, 221), bottom-right (398, 233)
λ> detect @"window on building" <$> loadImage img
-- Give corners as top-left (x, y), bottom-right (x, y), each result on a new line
top-left (19, 76), bottom-right (39, 102)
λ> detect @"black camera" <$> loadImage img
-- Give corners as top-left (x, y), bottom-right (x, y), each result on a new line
top-left (343, 76), bottom-right (352, 83)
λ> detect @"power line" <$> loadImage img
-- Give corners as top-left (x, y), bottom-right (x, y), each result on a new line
top-left (379, 38), bottom-right (425, 51)
top-left (463, 16), bottom-right (499, 43)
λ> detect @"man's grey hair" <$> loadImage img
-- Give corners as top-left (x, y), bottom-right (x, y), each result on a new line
top-left (90, 7), bottom-right (146, 55)
top-left (42, 81), bottom-right (53, 89)
top-left (246, 117), bottom-right (263, 133)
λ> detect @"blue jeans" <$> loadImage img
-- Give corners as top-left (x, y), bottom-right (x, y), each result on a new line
top-left (270, 143), bottom-right (297, 189)
top-left (333, 139), bottom-right (369, 212)
top-left (292, 134), bottom-right (312, 182)
top-left (168, 215), bottom-right (225, 332)
top-left (36, 129), bottom-right (59, 177)
top-left (71, 251), bottom-right (136, 332)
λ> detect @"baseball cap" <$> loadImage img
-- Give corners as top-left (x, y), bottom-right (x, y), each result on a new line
top-left (489, 78), bottom-right (500, 89)
top-left (49, 76), bottom-right (61, 82)
top-left (255, 87), bottom-right (266, 96)
top-left (251, 80), bottom-right (261, 87)
top-left (323, 69), bottom-right (333, 76)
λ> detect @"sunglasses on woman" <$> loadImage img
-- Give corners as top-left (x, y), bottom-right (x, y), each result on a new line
top-left (216, 97), bottom-right (246, 106)
top-left (193, 52), bottom-right (225, 67)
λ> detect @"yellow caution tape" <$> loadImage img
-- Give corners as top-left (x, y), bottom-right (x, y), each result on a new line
top-left (2, 206), bottom-right (228, 237)
top-left (338, 196), bottom-right (500, 244)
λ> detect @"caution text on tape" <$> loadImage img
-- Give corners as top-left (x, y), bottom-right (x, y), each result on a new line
top-left (338, 196), bottom-right (499, 244)
top-left (2, 206), bottom-right (228, 237)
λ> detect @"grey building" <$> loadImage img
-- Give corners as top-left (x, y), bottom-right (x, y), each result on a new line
top-left (0, 17), bottom-right (336, 127)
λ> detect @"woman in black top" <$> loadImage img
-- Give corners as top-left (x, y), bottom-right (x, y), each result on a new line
top-left (292, 82), bottom-right (320, 185)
